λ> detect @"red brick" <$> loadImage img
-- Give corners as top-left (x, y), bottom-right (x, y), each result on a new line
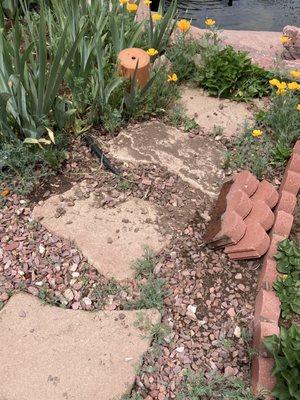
top-left (204, 210), bottom-right (246, 248)
top-left (287, 152), bottom-right (300, 174)
top-left (276, 190), bottom-right (297, 214)
top-left (271, 210), bottom-right (294, 237)
top-left (225, 220), bottom-right (270, 259)
top-left (245, 200), bottom-right (274, 230)
top-left (217, 210), bottom-right (246, 244)
top-left (226, 188), bottom-right (252, 218)
top-left (280, 169), bottom-right (300, 195)
top-left (266, 233), bottom-right (286, 259)
top-left (251, 356), bottom-right (276, 395)
top-left (257, 258), bottom-right (278, 289)
top-left (232, 171), bottom-right (259, 196)
top-left (293, 140), bottom-right (300, 155)
top-left (253, 320), bottom-right (280, 357)
top-left (254, 289), bottom-right (281, 324)
top-left (250, 180), bottom-right (279, 209)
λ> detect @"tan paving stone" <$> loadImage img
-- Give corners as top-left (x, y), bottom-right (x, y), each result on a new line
top-left (181, 86), bottom-right (253, 138)
top-left (0, 293), bottom-right (160, 400)
top-left (33, 193), bottom-right (167, 280)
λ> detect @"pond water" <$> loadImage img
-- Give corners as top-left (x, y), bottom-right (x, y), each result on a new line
top-left (168, 0), bottom-right (300, 31)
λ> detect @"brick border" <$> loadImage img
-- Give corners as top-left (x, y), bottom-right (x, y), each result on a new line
top-left (251, 140), bottom-right (300, 396)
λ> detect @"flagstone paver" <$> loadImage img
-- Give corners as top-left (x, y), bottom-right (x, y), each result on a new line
top-left (181, 86), bottom-right (254, 138)
top-left (110, 120), bottom-right (225, 197)
top-left (33, 190), bottom-right (167, 281)
top-left (0, 293), bottom-right (160, 400)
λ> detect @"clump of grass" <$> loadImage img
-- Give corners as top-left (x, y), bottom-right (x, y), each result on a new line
top-left (125, 247), bottom-right (167, 311)
top-left (133, 247), bottom-right (156, 278)
top-left (167, 104), bottom-right (199, 132)
top-left (178, 370), bottom-right (267, 400)
top-left (126, 275), bottom-right (166, 311)
top-left (91, 278), bottom-right (125, 308)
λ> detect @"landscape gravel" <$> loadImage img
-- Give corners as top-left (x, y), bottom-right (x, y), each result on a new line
top-left (0, 135), bottom-right (259, 399)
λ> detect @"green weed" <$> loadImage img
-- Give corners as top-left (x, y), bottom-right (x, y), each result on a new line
top-left (178, 370), bottom-right (266, 400)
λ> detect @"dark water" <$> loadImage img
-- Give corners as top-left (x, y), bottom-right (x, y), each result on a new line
top-left (170, 0), bottom-right (300, 31)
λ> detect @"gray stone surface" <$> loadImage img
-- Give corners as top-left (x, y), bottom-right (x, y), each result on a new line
top-left (0, 293), bottom-right (160, 400)
top-left (110, 120), bottom-right (225, 198)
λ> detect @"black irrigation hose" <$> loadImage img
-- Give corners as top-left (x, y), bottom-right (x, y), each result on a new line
top-left (82, 134), bottom-right (121, 176)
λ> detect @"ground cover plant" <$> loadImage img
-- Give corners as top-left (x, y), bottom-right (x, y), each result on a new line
top-left (224, 77), bottom-right (300, 178)
top-left (273, 239), bottom-right (300, 319)
top-left (167, 21), bottom-right (272, 101)
top-left (264, 324), bottom-right (300, 400)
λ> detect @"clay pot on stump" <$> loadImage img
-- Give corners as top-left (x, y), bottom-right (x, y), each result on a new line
top-left (117, 48), bottom-right (150, 88)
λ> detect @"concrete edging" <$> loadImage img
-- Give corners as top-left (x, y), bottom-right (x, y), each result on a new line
top-left (251, 140), bottom-right (300, 396)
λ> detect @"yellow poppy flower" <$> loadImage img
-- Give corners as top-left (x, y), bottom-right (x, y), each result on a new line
top-left (276, 81), bottom-right (287, 95)
top-left (297, 104), bottom-right (300, 111)
top-left (147, 48), bottom-right (158, 56)
top-left (177, 19), bottom-right (191, 32)
top-left (290, 70), bottom-right (300, 79)
top-left (126, 2), bottom-right (138, 12)
top-left (152, 13), bottom-right (162, 21)
top-left (281, 35), bottom-right (291, 45)
top-left (167, 73), bottom-right (178, 82)
top-left (205, 18), bottom-right (216, 27)
top-left (288, 81), bottom-right (299, 90)
top-left (119, 0), bottom-right (127, 4)
top-left (252, 129), bottom-right (263, 137)
top-left (143, 0), bottom-right (151, 5)
top-left (269, 78), bottom-right (280, 87)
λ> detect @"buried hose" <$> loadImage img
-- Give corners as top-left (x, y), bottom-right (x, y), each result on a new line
top-left (82, 134), bottom-right (121, 176)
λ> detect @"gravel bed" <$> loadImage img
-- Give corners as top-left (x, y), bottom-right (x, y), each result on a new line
top-left (0, 134), bottom-right (259, 399)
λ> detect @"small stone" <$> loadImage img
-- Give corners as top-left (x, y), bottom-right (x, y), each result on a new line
top-left (0, 293), bottom-right (9, 301)
top-left (64, 289), bottom-right (74, 302)
top-left (235, 273), bottom-right (242, 280)
top-left (234, 326), bottom-right (241, 338)
top-left (107, 237), bottom-right (113, 244)
top-left (82, 297), bottom-right (92, 306)
top-left (38, 244), bottom-right (46, 254)
top-left (227, 307), bottom-right (236, 318)
top-left (224, 366), bottom-right (237, 377)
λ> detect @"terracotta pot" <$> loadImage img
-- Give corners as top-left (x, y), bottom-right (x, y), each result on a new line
top-left (117, 48), bottom-right (150, 88)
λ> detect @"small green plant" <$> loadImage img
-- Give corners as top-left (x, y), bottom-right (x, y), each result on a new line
top-left (127, 275), bottom-right (166, 311)
top-left (133, 247), bottom-right (156, 278)
top-left (212, 125), bottom-right (224, 137)
top-left (273, 239), bottom-right (300, 318)
top-left (134, 312), bottom-right (171, 344)
top-left (264, 324), bottom-right (300, 400)
top-left (194, 45), bottom-right (272, 100)
top-left (177, 370), bottom-right (264, 400)
top-left (91, 278), bottom-right (124, 308)
top-left (167, 105), bottom-right (199, 132)
top-left (216, 336), bottom-right (234, 350)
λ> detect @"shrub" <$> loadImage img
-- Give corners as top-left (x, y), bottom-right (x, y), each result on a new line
top-left (264, 324), bottom-right (300, 400)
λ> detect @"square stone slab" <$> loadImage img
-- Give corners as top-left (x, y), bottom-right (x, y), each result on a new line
top-left (0, 293), bottom-right (160, 400)
top-left (33, 194), bottom-right (167, 280)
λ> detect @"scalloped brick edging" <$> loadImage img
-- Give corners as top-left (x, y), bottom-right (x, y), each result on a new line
top-left (251, 140), bottom-right (300, 396)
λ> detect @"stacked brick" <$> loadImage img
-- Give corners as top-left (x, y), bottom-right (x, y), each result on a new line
top-left (204, 171), bottom-right (279, 259)
top-left (251, 140), bottom-right (300, 395)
